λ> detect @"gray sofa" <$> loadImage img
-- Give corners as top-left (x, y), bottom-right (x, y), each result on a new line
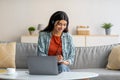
top-left (15, 43), bottom-right (120, 80)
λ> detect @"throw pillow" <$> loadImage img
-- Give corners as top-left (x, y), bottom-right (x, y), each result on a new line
top-left (0, 42), bottom-right (16, 68)
top-left (106, 45), bottom-right (120, 69)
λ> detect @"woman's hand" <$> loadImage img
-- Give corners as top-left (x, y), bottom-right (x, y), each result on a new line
top-left (60, 61), bottom-right (70, 65)
top-left (57, 55), bottom-right (63, 61)
top-left (57, 55), bottom-right (70, 65)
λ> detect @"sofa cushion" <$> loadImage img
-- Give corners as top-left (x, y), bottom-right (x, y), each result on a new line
top-left (107, 45), bottom-right (120, 69)
top-left (71, 45), bottom-right (113, 69)
top-left (16, 43), bottom-right (37, 69)
top-left (0, 42), bottom-right (16, 68)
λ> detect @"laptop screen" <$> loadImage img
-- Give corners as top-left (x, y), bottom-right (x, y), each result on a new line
top-left (27, 56), bottom-right (59, 75)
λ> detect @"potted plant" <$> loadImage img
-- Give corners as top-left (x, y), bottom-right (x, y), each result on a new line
top-left (101, 23), bottom-right (113, 35)
top-left (28, 26), bottom-right (36, 35)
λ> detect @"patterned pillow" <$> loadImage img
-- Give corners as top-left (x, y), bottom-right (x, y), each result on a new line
top-left (0, 42), bottom-right (16, 68)
top-left (107, 45), bottom-right (120, 69)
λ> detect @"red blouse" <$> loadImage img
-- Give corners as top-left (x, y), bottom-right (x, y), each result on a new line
top-left (48, 35), bottom-right (62, 56)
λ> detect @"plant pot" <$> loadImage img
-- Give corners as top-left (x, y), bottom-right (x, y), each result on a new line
top-left (105, 29), bottom-right (111, 35)
top-left (29, 31), bottom-right (34, 35)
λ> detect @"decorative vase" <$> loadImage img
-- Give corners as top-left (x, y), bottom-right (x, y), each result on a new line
top-left (105, 29), bottom-right (111, 35)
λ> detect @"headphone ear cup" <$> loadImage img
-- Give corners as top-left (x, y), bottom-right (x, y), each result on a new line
top-left (52, 20), bottom-right (54, 24)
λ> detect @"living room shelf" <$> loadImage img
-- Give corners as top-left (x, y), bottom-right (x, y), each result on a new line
top-left (21, 35), bottom-right (119, 47)
top-left (72, 35), bottom-right (119, 47)
top-left (21, 35), bottom-right (38, 43)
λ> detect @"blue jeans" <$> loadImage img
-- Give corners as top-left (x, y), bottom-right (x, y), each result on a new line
top-left (58, 64), bottom-right (70, 73)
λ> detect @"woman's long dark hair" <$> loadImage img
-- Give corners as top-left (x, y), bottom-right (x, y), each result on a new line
top-left (42, 11), bottom-right (69, 32)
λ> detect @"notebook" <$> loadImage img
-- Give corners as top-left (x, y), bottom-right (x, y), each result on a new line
top-left (27, 56), bottom-right (59, 75)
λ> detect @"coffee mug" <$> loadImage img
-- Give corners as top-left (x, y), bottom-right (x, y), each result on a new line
top-left (7, 68), bottom-right (16, 74)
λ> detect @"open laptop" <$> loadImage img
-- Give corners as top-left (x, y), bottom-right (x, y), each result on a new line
top-left (27, 56), bottom-right (59, 75)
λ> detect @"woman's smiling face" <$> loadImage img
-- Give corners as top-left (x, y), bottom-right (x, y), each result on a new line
top-left (53, 20), bottom-right (67, 34)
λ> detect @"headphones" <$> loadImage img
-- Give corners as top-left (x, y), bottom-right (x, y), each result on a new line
top-left (52, 20), bottom-right (55, 24)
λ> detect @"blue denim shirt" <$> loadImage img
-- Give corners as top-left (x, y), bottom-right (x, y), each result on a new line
top-left (37, 32), bottom-right (75, 65)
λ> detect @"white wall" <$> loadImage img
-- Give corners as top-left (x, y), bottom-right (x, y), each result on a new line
top-left (0, 0), bottom-right (120, 42)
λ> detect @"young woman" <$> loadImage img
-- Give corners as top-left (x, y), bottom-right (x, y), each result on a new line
top-left (37, 11), bottom-right (75, 73)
